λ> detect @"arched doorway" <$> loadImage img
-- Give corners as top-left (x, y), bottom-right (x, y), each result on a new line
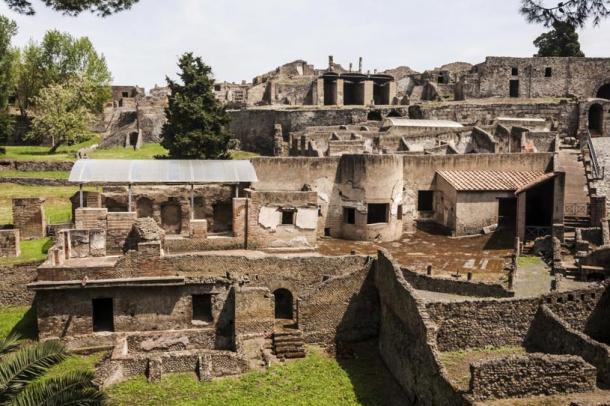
top-left (596, 83), bottom-right (610, 100)
top-left (273, 289), bottom-right (293, 320)
top-left (588, 104), bottom-right (603, 135)
top-left (161, 200), bottom-right (182, 234)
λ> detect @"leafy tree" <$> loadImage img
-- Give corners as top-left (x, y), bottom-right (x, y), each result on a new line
top-left (534, 20), bottom-right (585, 56)
top-left (26, 77), bottom-right (96, 152)
top-left (4, 0), bottom-right (139, 16)
top-left (521, 0), bottom-right (610, 27)
top-left (0, 16), bottom-right (17, 143)
top-left (161, 53), bottom-right (231, 159)
top-left (14, 30), bottom-right (111, 119)
top-left (0, 334), bottom-right (107, 405)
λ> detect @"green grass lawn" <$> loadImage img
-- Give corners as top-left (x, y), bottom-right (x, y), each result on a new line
top-left (0, 136), bottom-right (101, 161)
top-left (88, 143), bottom-right (168, 159)
top-left (0, 170), bottom-right (70, 179)
top-left (0, 237), bottom-right (52, 266)
top-left (108, 346), bottom-right (396, 406)
top-left (0, 184), bottom-right (89, 225)
top-left (0, 305), bottom-right (34, 339)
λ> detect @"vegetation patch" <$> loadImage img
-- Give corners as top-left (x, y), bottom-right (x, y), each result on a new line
top-left (0, 170), bottom-right (70, 179)
top-left (0, 237), bottom-right (52, 266)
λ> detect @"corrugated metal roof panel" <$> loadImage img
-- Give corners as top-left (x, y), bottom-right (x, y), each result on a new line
top-left (69, 159), bottom-right (258, 184)
top-left (383, 118), bottom-right (464, 128)
top-left (437, 170), bottom-right (548, 191)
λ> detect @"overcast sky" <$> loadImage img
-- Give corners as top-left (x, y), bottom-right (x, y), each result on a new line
top-left (1, 0), bottom-right (610, 90)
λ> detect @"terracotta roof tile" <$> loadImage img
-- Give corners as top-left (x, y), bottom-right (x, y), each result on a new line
top-left (437, 170), bottom-right (548, 192)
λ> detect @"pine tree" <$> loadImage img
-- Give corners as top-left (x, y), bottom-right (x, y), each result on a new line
top-left (534, 21), bottom-right (585, 57)
top-left (161, 53), bottom-right (231, 159)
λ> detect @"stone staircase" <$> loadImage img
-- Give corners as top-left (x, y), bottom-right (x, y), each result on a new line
top-left (272, 329), bottom-right (306, 360)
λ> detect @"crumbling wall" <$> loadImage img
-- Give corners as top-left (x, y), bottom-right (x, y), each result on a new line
top-left (469, 353), bottom-right (596, 400)
top-left (0, 263), bottom-right (38, 305)
top-left (12, 198), bottom-right (45, 240)
top-left (375, 250), bottom-right (466, 405)
top-left (0, 229), bottom-right (20, 258)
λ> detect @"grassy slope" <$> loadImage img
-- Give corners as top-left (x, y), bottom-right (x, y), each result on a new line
top-left (0, 170), bottom-right (70, 179)
top-left (0, 237), bottom-right (52, 266)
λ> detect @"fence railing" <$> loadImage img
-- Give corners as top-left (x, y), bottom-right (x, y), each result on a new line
top-left (585, 130), bottom-right (605, 181)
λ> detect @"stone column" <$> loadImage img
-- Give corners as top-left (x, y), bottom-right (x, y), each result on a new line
top-left (363, 80), bottom-right (374, 106)
top-left (388, 81), bottom-right (397, 105)
top-left (336, 79), bottom-right (344, 106)
top-left (315, 78), bottom-right (324, 106)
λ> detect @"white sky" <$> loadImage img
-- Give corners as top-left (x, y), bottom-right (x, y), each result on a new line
top-left (1, 0), bottom-right (610, 90)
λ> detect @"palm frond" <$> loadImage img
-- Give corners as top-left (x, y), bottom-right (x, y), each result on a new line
top-left (0, 340), bottom-right (66, 403)
top-left (0, 333), bottom-right (22, 356)
top-left (8, 370), bottom-right (108, 406)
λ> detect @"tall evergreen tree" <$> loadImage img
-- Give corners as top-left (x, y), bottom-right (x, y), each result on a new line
top-left (0, 16), bottom-right (16, 143)
top-left (534, 20), bottom-right (585, 56)
top-left (161, 53), bottom-right (231, 159)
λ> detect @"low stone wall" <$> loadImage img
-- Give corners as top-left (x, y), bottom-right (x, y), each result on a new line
top-left (0, 229), bottom-right (20, 257)
top-left (401, 267), bottom-right (513, 298)
top-left (0, 159), bottom-right (74, 172)
top-left (469, 353), bottom-right (596, 401)
top-left (0, 263), bottom-right (40, 305)
top-left (526, 305), bottom-right (610, 384)
top-left (375, 250), bottom-right (467, 405)
top-left (0, 177), bottom-right (72, 186)
top-left (125, 329), bottom-right (217, 353)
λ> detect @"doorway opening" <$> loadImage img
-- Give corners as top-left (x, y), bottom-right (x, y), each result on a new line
top-left (273, 288), bottom-right (294, 320)
top-left (92, 298), bottom-right (114, 332)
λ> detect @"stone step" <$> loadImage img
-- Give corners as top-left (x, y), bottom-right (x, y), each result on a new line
top-left (274, 343), bottom-right (304, 351)
top-left (273, 335), bottom-right (303, 343)
top-left (273, 330), bottom-right (302, 337)
top-left (276, 350), bottom-right (306, 359)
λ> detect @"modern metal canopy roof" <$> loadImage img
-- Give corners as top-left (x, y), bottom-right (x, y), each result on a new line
top-left (382, 118), bottom-right (464, 129)
top-left (68, 159), bottom-right (258, 185)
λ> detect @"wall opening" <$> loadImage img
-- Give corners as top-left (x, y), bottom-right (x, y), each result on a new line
top-left (498, 197), bottom-right (517, 227)
top-left (544, 67), bottom-right (552, 77)
top-left (273, 288), bottom-right (293, 320)
top-left (212, 202), bottom-right (233, 232)
top-left (367, 110), bottom-right (383, 121)
top-left (417, 191), bottom-right (434, 211)
top-left (596, 83), bottom-right (610, 100)
top-left (105, 198), bottom-right (128, 213)
top-left (511, 67), bottom-right (519, 76)
top-left (588, 103), bottom-right (603, 135)
top-left (161, 200), bottom-right (182, 234)
top-left (128, 132), bottom-right (139, 148)
top-left (373, 83), bottom-right (390, 105)
top-left (92, 298), bottom-right (114, 332)
top-left (343, 207), bottom-right (356, 224)
top-left (367, 203), bottom-right (389, 224)
top-left (509, 80), bottom-right (520, 98)
top-left (323, 78), bottom-right (337, 105)
top-left (525, 179), bottom-right (554, 228)
top-left (397, 205), bottom-right (403, 220)
top-left (281, 209), bottom-right (295, 225)
top-left (121, 91), bottom-right (129, 98)
top-left (136, 197), bottom-right (153, 218)
top-left (192, 294), bottom-right (213, 323)
top-left (344, 81), bottom-right (364, 105)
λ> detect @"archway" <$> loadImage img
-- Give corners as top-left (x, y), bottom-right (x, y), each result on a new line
top-left (161, 200), bottom-right (182, 234)
top-left (273, 288), bottom-right (293, 320)
top-left (596, 83), bottom-right (610, 100)
top-left (136, 197), bottom-right (153, 218)
top-left (588, 103), bottom-right (603, 135)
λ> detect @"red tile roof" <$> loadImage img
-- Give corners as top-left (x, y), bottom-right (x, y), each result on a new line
top-left (437, 170), bottom-right (548, 192)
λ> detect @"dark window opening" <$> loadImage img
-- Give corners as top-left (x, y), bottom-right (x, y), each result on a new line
top-left (344, 207), bottom-right (356, 224)
top-left (273, 289), bottom-right (293, 319)
top-left (344, 81), bottom-right (365, 105)
top-left (596, 83), bottom-right (610, 100)
top-left (121, 91), bottom-right (129, 98)
top-left (509, 80), bottom-right (520, 98)
top-left (92, 298), bottom-right (114, 332)
top-left (544, 67), bottom-right (552, 77)
top-left (367, 110), bottom-right (383, 121)
top-left (281, 209), bottom-right (295, 225)
top-left (212, 202), bottom-right (233, 232)
top-left (397, 205), bottom-right (403, 220)
top-left (367, 203), bottom-right (389, 224)
top-left (588, 103), bottom-right (603, 135)
top-left (324, 78), bottom-right (337, 105)
top-left (511, 67), bottom-right (519, 76)
top-left (417, 191), bottom-right (434, 211)
top-left (324, 227), bottom-right (331, 237)
top-left (437, 75), bottom-right (444, 84)
top-left (192, 294), bottom-right (213, 322)
top-left (214, 85), bottom-right (221, 91)
top-left (373, 83), bottom-right (390, 105)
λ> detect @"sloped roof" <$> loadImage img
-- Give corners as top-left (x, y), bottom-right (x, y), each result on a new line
top-left (383, 118), bottom-right (464, 128)
top-left (69, 159), bottom-right (258, 185)
top-left (437, 170), bottom-right (548, 192)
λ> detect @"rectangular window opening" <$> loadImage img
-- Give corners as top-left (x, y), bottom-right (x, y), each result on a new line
top-left (192, 294), bottom-right (213, 323)
top-left (397, 205), bottom-right (403, 220)
top-left (343, 207), bottom-right (356, 224)
top-left (121, 91), bottom-right (129, 98)
top-left (418, 191), bottom-right (434, 211)
top-left (367, 203), bottom-right (389, 224)
top-left (92, 298), bottom-right (114, 332)
top-left (545, 67), bottom-right (552, 77)
top-left (281, 209), bottom-right (295, 225)
top-left (511, 67), bottom-right (519, 76)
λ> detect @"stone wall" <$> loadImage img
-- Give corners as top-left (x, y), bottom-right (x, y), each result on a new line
top-left (12, 198), bottom-right (46, 240)
top-left (469, 353), bottom-right (596, 400)
top-left (234, 287), bottom-right (273, 338)
top-left (526, 305), bottom-right (610, 384)
top-left (401, 267), bottom-right (513, 298)
top-left (0, 229), bottom-right (20, 257)
top-left (0, 263), bottom-right (39, 305)
top-left (106, 212), bottom-right (137, 251)
top-left (0, 159), bottom-right (74, 172)
top-left (375, 250), bottom-right (467, 405)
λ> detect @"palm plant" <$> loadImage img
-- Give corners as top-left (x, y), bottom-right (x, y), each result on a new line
top-left (0, 333), bottom-right (107, 405)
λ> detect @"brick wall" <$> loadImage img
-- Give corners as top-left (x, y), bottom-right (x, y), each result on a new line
top-left (74, 208), bottom-right (108, 229)
top-left (106, 212), bottom-right (137, 251)
top-left (12, 198), bottom-right (45, 239)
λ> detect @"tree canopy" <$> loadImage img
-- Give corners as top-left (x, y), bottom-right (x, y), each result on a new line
top-left (521, 0), bottom-right (610, 27)
top-left (534, 20), bottom-right (585, 56)
top-left (4, 0), bottom-right (139, 16)
top-left (14, 30), bottom-right (111, 119)
top-left (161, 53), bottom-right (232, 159)
top-left (0, 15), bottom-right (17, 142)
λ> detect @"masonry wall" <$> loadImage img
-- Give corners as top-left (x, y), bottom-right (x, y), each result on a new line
top-left (0, 229), bottom-right (20, 257)
top-left (0, 263), bottom-right (38, 305)
top-left (375, 250), bottom-right (466, 405)
top-left (455, 191), bottom-right (514, 236)
top-left (12, 198), bottom-right (45, 239)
